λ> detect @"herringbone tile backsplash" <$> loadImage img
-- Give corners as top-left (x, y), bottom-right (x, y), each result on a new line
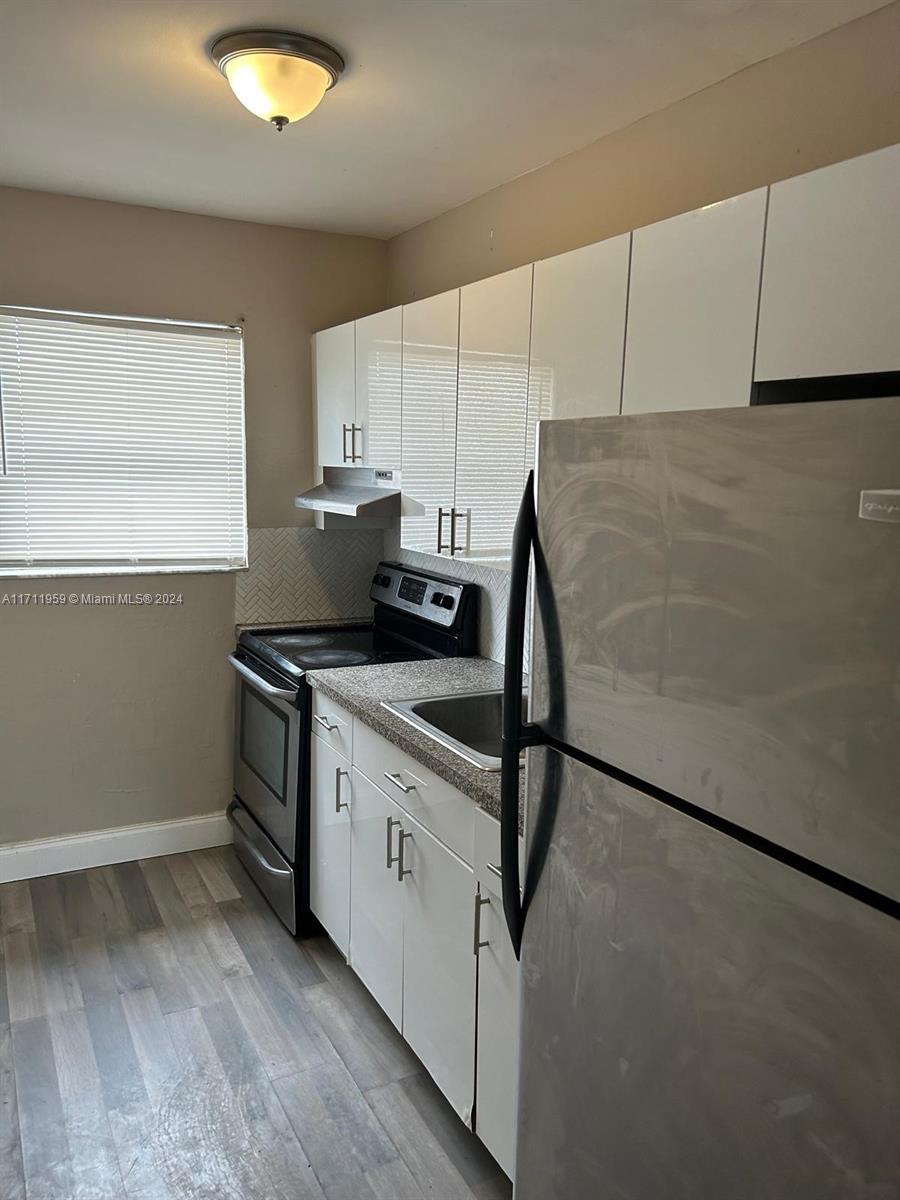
top-left (383, 527), bottom-right (522, 665)
top-left (237, 524), bottom-right (523, 666)
top-left (236, 527), bottom-right (384, 626)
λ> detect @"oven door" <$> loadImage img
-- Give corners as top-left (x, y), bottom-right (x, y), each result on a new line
top-left (228, 651), bottom-right (301, 860)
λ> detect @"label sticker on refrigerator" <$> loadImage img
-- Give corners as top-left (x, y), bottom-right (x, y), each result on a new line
top-left (858, 490), bottom-right (900, 523)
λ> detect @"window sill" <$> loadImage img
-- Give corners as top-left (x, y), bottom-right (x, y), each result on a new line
top-left (0, 561), bottom-right (248, 580)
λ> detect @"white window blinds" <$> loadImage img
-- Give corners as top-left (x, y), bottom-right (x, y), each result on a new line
top-left (0, 307), bottom-right (247, 577)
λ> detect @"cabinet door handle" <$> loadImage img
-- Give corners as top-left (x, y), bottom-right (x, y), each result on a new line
top-left (384, 771), bottom-right (414, 795)
top-left (342, 423), bottom-right (352, 463)
top-left (451, 507), bottom-right (471, 555)
top-left (386, 816), bottom-right (401, 868)
top-left (335, 767), bottom-right (350, 813)
top-left (486, 862), bottom-right (502, 880)
top-left (437, 507), bottom-right (451, 553)
top-left (473, 892), bottom-right (491, 955)
top-left (398, 828), bottom-right (413, 881)
top-left (351, 424), bottom-right (363, 462)
top-left (313, 713), bottom-right (340, 733)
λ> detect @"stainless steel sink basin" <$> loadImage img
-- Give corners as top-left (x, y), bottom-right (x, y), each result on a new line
top-left (381, 689), bottom-right (525, 772)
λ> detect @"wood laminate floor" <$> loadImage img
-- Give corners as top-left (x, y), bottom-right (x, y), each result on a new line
top-left (0, 846), bottom-right (513, 1200)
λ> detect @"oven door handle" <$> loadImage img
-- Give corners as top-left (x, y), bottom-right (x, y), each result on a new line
top-left (227, 654), bottom-right (297, 701)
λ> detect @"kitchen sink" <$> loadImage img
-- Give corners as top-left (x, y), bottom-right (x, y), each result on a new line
top-left (381, 689), bottom-right (526, 772)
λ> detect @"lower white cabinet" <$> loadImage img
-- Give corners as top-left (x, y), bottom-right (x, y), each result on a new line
top-left (475, 880), bottom-right (520, 1178)
top-left (309, 734), bottom-right (352, 956)
top-left (402, 811), bottom-right (476, 1123)
top-left (308, 705), bottom-right (518, 1166)
top-left (349, 764), bottom-right (477, 1123)
top-left (349, 768), bottom-right (404, 1029)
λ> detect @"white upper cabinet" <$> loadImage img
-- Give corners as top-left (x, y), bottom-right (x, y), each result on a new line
top-left (455, 265), bottom-right (533, 560)
top-left (622, 188), bottom-right (768, 414)
top-left (528, 234), bottom-right (630, 453)
top-left (314, 320), bottom-right (356, 467)
top-left (355, 306), bottom-right (402, 467)
top-left (400, 289), bottom-right (460, 556)
top-left (755, 144), bottom-right (900, 380)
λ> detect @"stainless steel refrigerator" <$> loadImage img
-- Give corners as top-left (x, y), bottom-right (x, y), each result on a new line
top-left (499, 397), bottom-right (900, 1200)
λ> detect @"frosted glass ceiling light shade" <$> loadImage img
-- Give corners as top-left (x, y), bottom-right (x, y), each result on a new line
top-left (211, 31), bottom-right (344, 131)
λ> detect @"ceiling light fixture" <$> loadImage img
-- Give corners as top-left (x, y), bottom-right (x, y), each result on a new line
top-left (210, 30), bottom-right (344, 131)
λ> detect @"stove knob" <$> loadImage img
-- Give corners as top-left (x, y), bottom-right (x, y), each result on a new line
top-left (431, 592), bottom-right (445, 606)
top-left (439, 593), bottom-right (455, 610)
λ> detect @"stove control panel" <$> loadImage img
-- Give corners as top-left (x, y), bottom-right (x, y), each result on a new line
top-left (370, 562), bottom-right (466, 629)
top-left (398, 576), bottom-right (428, 606)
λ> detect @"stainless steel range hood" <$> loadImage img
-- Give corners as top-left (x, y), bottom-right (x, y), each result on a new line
top-left (294, 467), bottom-right (401, 524)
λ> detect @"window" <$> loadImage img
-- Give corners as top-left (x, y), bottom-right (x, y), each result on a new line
top-left (0, 307), bottom-right (247, 577)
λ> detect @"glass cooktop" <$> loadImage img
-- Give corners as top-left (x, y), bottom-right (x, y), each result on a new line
top-left (239, 624), bottom-right (433, 681)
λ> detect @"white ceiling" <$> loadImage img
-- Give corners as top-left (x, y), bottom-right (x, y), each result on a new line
top-left (0, 0), bottom-right (887, 238)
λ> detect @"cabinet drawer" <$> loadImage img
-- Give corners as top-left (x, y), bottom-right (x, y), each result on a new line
top-left (474, 807), bottom-right (524, 901)
top-left (354, 718), bottom-right (475, 865)
top-left (311, 691), bottom-right (353, 760)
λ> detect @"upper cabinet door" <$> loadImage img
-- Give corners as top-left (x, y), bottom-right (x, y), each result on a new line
top-left (400, 289), bottom-right (460, 557)
top-left (314, 321), bottom-right (356, 467)
top-left (455, 265), bottom-right (533, 561)
top-left (755, 144), bottom-right (900, 380)
top-left (355, 307), bottom-right (402, 468)
top-left (622, 189), bottom-right (768, 414)
top-left (528, 234), bottom-right (630, 452)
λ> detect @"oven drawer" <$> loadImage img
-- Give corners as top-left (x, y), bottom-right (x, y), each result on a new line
top-left (228, 801), bottom-right (297, 933)
top-left (311, 690), bottom-right (353, 761)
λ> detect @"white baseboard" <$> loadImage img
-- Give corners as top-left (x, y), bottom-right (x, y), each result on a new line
top-left (0, 811), bottom-right (232, 884)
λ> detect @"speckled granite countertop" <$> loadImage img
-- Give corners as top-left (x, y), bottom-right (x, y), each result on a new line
top-left (306, 656), bottom-right (525, 829)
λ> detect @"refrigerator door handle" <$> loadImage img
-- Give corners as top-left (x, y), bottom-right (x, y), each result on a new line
top-left (501, 470), bottom-right (544, 959)
top-left (501, 468), bottom-right (568, 961)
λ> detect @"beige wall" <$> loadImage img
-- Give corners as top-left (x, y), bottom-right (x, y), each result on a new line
top-left (0, 190), bottom-right (386, 844)
top-left (387, 2), bottom-right (900, 303)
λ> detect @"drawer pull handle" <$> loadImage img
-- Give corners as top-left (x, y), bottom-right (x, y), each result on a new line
top-left (313, 714), bottom-right (340, 733)
top-left (386, 816), bottom-right (401, 869)
top-left (473, 892), bottom-right (491, 955)
top-left (384, 771), bottom-right (414, 795)
top-left (486, 862), bottom-right (502, 879)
